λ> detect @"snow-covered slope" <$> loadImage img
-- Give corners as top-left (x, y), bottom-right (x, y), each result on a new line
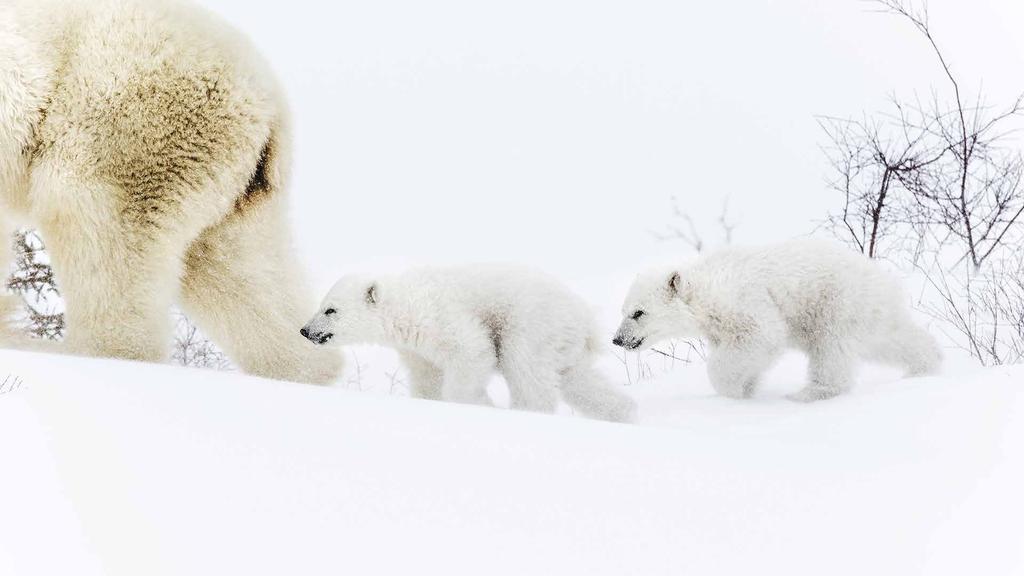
top-left (1, 349), bottom-right (1022, 576)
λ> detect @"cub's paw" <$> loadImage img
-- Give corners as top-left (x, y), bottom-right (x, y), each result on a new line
top-left (786, 386), bottom-right (842, 403)
top-left (612, 397), bottom-right (640, 424)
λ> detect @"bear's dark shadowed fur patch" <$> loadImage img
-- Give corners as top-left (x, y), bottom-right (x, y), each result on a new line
top-left (482, 312), bottom-right (505, 362)
top-left (237, 141), bottom-right (273, 211)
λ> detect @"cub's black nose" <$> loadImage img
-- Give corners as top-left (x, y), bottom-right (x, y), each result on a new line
top-left (612, 336), bottom-right (624, 347)
top-left (300, 327), bottom-right (310, 339)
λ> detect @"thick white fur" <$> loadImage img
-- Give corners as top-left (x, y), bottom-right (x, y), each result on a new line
top-left (615, 240), bottom-right (942, 401)
top-left (303, 265), bottom-right (639, 423)
top-left (0, 0), bottom-right (341, 383)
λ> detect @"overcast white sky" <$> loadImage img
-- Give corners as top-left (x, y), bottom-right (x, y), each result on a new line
top-left (200, 0), bottom-right (1022, 310)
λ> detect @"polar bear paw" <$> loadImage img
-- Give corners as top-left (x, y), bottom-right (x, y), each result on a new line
top-left (786, 385), bottom-right (843, 403)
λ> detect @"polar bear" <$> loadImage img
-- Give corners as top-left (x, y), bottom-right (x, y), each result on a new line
top-left (614, 240), bottom-right (942, 402)
top-left (302, 265), bottom-right (639, 423)
top-left (0, 0), bottom-right (341, 383)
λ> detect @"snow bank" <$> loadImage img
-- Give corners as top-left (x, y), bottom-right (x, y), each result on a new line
top-left (1, 349), bottom-right (1022, 575)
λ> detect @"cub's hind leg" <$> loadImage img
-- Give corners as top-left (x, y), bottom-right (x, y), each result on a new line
top-left (560, 362), bottom-right (638, 423)
top-left (501, 362), bottom-right (560, 414)
top-left (863, 318), bottom-right (942, 377)
top-left (788, 339), bottom-right (854, 402)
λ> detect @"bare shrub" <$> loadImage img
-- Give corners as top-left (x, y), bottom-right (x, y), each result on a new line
top-left (823, 1), bottom-right (1024, 268)
top-left (385, 368), bottom-right (408, 395)
top-left (345, 352), bottom-right (367, 391)
top-left (0, 374), bottom-right (25, 395)
top-left (6, 230), bottom-right (65, 340)
top-left (617, 350), bottom-right (654, 386)
top-left (654, 196), bottom-right (738, 254)
top-left (172, 313), bottom-right (232, 370)
top-left (821, 0), bottom-right (1024, 365)
top-left (918, 253), bottom-right (1024, 366)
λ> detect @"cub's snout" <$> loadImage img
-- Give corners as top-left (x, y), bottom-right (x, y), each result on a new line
top-left (613, 315), bottom-right (649, 350)
top-left (300, 326), bottom-right (334, 345)
top-left (612, 331), bottom-right (645, 350)
top-left (610, 327), bottom-right (643, 350)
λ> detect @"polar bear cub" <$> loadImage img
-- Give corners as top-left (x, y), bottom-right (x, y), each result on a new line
top-left (614, 240), bottom-right (942, 402)
top-left (303, 265), bottom-right (638, 422)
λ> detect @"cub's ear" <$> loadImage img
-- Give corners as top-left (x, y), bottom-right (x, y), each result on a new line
top-left (667, 271), bottom-right (693, 302)
top-left (667, 271), bottom-right (682, 295)
top-left (365, 283), bottom-right (379, 305)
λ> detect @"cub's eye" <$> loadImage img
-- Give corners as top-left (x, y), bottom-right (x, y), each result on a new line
top-left (631, 310), bottom-right (645, 321)
top-left (324, 308), bottom-right (337, 316)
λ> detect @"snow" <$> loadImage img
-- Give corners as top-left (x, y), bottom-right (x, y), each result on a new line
top-left (2, 349), bottom-right (1022, 576)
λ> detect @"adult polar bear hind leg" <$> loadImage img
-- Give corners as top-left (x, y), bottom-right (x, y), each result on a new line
top-left (614, 240), bottom-right (942, 402)
top-left (0, 0), bottom-right (342, 384)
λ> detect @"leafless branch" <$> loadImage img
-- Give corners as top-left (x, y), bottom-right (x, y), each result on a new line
top-left (385, 368), bottom-right (408, 395)
top-left (346, 352), bottom-right (367, 391)
top-left (0, 374), bottom-right (25, 395)
top-left (171, 313), bottom-right (232, 370)
top-left (654, 196), bottom-right (739, 254)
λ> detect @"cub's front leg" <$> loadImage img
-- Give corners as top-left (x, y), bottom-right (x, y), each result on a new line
top-left (442, 363), bottom-right (494, 406)
top-left (706, 343), bottom-right (782, 399)
top-left (399, 351), bottom-right (444, 400)
top-left (439, 330), bottom-right (497, 406)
